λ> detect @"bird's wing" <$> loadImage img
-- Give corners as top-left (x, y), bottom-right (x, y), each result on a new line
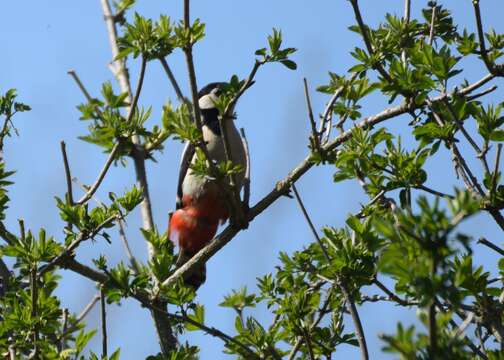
top-left (176, 141), bottom-right (195, 209)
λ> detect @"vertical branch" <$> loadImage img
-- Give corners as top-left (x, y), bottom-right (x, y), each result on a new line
top-left (100, 0), bottom-right (133, 98)
top-left (491, 144), bottom-right (502, 200)
top-left (30, 267), bottom-right (39, 359)
top-left (159, 57), bottom-right (187, 105)
top-left (340, 282), bottom-right (369, 360)
top-left (401, 0), bottom-right (411, 64)
top-left (428, 4), bottom-right (437, 46)
top-left (303, 78), bottom-right (321, 152)
top-left (99, 0), bottom-right (177, 353)
top-left (100, 286), bottom-right (108, 358)
top-left (60, 141), bottom-right (74, 206)
top-left (472, 1), bottom-right (504, 76)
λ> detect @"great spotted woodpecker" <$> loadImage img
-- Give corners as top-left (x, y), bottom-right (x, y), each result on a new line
top-left (168, 82), bottom-right (247, 288)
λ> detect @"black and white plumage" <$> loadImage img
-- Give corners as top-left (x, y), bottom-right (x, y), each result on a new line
top-left (169, 82), bottom-right (248, 288)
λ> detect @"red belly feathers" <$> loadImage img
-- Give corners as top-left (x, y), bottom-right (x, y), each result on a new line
top-left (169, 193), bottom-right (228, 254)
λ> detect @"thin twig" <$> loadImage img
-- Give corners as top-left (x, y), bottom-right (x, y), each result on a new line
top-left (76, 143), bottom-right (120, 205)
top-left (224, 60), bottom-right (262, 119)
top-left (67, 70), bottom-right (94, 103)
top-left (478, 237), bottom-right (504, 256)
top-left (348, 0), bottom-right (394, 84)
top-left (414, 184), bottom-right (455, 199)
top-left (491, 144), bottom-right (502, 199)
top-left (472, 0), bottom-right (504, 76)
top-left (77, 293), bottom-right (101, 323)
top-left (291, 183), bottom-right (330, 260)
top-left (442, 98), bottom-right (490, 174)
top-left (466, 84), bottom-right (498, 101)
top-left (355, 190), bottom-right (386, 218)
top-left (60, 141), bottom-right (74, 205)
top-left (125, 56), bottom-right (147, 124)
top-left (158, 57), bottom-right (187, 104)
top-left (100, 286), bottom-right (108, 358)
top-left (303, 78), bottom-right (321, 152)
top-left (320, 86), bottom-right (344, 143)
top-left (374, 278), bottom-right (412, 306)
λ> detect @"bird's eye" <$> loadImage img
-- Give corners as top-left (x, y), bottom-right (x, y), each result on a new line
top-left (212, 88), bottom-right (222, 97)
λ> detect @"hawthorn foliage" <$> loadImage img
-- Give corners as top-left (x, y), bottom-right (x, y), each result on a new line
top-left (1, 1), bottom-right (504, 359)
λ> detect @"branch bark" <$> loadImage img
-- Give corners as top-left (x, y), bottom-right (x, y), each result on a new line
top-left (99, 0), bottom-right (176, 353)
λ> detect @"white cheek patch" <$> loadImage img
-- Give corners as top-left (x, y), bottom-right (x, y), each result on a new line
top-left (199, 94), bottom-right (218, 109)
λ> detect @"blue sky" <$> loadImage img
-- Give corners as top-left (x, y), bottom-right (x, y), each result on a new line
top-left (1, 0), bottom-right (503, 358)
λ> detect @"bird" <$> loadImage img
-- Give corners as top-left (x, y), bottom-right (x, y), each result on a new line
top-left (168, 82), bottom-right (248, 288)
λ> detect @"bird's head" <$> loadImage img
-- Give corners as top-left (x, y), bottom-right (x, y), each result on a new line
top-left (198, 82), bottom-right (227, 112)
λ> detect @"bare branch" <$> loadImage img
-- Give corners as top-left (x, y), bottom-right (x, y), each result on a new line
top-left (224, 60), bottom-right (262, 119)
top-left (414, 184), bottom-right (455, 199)
top-left (159, 57), bottom-right (187, 105)
top-left (442, 98), bottom-right (490, 174)
top-left (348, 0), bottom-right (394, 84)
top-left (478, 237), bottom-right (504, 256)
top-left (291, 183), bottom-right (330, 260)
top-left (303, 78), bottom-right (321, 153)
top-left (428, 4), bottom-right (437, 46)
top-left (491, 144), bottom-right (502, 199)
top-left (472, 1), bottom-right (504, 76)
top-left (466, 84), bottom-right (498, 101)
top-left (60, 141), bottom-right (74, 205)
top-left (100, 0), bottom-right (132, 98)
top-left (100, 286), bottom-right (108, 358)
top-left (76, 143), bottom-right (120, 205)
top-left (374, 277), bottom-right (412, 307)
top-left (67, 70), bottom-right (94, 103)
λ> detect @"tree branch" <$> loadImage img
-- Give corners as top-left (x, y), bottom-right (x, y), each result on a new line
top-left (478, 237), bottom-right (504, 256)
top-left (303, 78), bottom-right (321, 153)
top-left (472, 1), bottom-right (504, 76)
top-left (158, 57), bottom-right (187, 105)
top-left (60, 141), bottom-right (74, 206)
top-left (100, 286), bottom-right (108, 358)
top-left (98, 1), bottom-right (176, 351)
top-left (76, 143), bottom-right (120, 205)
top-left (160, 74), bottom-right (495, 289)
